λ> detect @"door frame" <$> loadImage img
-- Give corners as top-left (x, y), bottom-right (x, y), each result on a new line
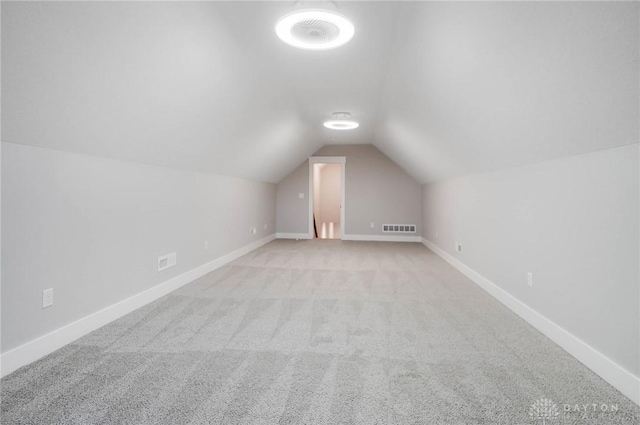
top-left (308, 156), bottom-right (346, 239)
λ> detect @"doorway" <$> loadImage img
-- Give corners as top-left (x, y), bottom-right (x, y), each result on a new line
top-left (309, 157), bottom-right (345, 240)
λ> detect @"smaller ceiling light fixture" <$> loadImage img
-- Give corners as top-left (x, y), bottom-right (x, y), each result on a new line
top-left (323, 112), bottom-right (359, 130)
top-left (275, 9), bottom-right (355, 50)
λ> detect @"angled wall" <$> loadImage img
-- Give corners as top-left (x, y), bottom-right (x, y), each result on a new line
top-left (1, 1), bottom-right (316, 184)
top-left (276, 144), bottom-right (422, 240)
top-left (376, 1), bottom-right (639, 185)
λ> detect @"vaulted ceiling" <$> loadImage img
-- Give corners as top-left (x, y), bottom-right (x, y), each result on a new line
top-left (2, 1), bottom-right (638, 183)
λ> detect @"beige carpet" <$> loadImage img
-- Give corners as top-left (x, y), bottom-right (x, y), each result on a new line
top-left (2, 239), bottom-right (639, 424)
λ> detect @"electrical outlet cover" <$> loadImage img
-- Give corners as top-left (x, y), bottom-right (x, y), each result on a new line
top-left (42, 288), bottom-right (54, 308)
top-left (158, 252), bottom-right (177, 271)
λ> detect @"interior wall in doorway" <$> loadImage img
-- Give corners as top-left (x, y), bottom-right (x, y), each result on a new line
top-left (313, 163), bottom-right (342, 239)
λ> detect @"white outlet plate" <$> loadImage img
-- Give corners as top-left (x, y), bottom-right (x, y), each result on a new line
top-left (264, 223), bottom-right (268, 230)
top-left (435, 231), bottom-right (439, 239)
top-left (527, 272), bottom-right (534, 287)
top-left (158, 252), bottom-right (177, 271)
top-left (42, 288), bottom-right (54, 308)
top-left (298, 193), bottom-right (305, 199)
top-left (370, 222), bottom-right (375, 229)
top-left (250, 227), bottom-right (257, 236)
top-left (204, 240), bottom-right (209, 250)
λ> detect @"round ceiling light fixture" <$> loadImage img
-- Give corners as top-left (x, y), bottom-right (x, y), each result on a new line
top-left (323, 112), bottom-right (359, 130)
top-left (275, 9), bottom-right (355, 50)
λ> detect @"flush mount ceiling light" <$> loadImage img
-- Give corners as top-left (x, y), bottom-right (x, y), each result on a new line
top-left (275, 9), bottom-right (354, 50)
top-left (323, 112), bottom-right (359, 130)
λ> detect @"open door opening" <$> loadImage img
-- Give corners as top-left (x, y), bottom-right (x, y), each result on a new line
top-left (313, 163), bottom-right (342, 239)
top-left (309, 157), bottom-right (345, 240)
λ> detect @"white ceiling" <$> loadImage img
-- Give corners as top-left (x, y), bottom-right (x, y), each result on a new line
top-left (2, 1), bottom-right (638, 183)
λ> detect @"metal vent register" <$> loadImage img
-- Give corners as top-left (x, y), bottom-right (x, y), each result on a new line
top-left (382, 224), bottom-right (416, 233)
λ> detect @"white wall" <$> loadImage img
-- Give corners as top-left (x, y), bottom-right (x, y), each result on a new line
top-left (319, 164), bottom-right (341, 225)
top-left (1, 142), bottom-right (276, 354)
top-left (312, 164), bottom-right (322, 232)
top-left (422, 144), bottom-right (639, 379)
top-left (276, 161), bottom-right (309, 237)
top-left (277, 144), bottom-right (422, 237)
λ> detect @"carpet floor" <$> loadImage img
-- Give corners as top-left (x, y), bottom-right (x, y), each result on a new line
top-left (2, 240), bottom-right (639, 424)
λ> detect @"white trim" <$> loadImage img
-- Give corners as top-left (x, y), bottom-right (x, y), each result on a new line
top-left (343, 234), bottom-right (422, 242)
top-left (0, 234), bottom-right (276, 378)
top-left (422, 237), bottom-right (640, 406)
top-left (276, 232), bottom-right (313, 240)
top-left (309, 156), bottom-right (346, 240)
top-left (308, 156), bottom-right (347, 164)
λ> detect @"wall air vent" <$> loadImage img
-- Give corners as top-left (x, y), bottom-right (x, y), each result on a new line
top-left (382, 224), bottom-right (416, 233)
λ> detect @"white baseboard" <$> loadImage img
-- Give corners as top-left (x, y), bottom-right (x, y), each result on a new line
top-left (276, 232), bottom-right (312, 240)
top-left (0, 234), bottom-right (276, 378)
top-left (422, 237), bottom-right (640, 406)
top-left (343, 234), bottom-right (422, 242)
top-left (276, 233), bottom-right (421, 243)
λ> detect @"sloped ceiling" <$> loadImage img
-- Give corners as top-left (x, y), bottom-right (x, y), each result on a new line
top-left (2, 1), bottom-right (638, 184)
top-left (376, 1), bottom-right (639, 183)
